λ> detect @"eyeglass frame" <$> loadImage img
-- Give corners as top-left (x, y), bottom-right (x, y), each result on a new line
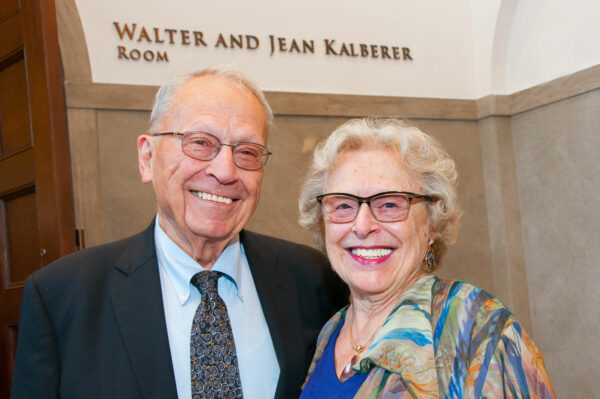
top-left (316, 190), bottom-right (437, 223)
top-left (151, 131), bottom-right (272, 171)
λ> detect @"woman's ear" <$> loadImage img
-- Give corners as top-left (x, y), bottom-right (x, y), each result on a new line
top-left (427, 228), bottom-right (435, 246)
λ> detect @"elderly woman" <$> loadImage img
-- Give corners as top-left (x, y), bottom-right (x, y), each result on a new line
top-left (298, 119), bottom-right (554, 398)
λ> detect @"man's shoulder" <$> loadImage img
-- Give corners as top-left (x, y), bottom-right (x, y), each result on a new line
top-left (240, 230), bottom-right (336, 286)
top-left (31, 224), bottom-right (155, 284)
top-left (241, 230), bottom-right (327, 262)
top-left (242, 230), bottom-right (348, 318)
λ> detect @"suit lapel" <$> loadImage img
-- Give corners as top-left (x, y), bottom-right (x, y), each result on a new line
top-left (240, 230), bottom-right (304, 399)
top-left (110, 223), bottom-right (178, 398)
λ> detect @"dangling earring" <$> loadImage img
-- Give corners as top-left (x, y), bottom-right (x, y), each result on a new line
top-left (423, 246), bottom-right (436, 272)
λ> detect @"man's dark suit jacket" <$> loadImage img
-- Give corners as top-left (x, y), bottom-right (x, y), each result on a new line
top-left (10, 222), bottom-right (346, 399)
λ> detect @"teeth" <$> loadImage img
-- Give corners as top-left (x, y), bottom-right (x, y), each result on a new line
top-left (192, 191), bottom-right (233, 204)
top-left (351, 248), bottom-right (392, 259)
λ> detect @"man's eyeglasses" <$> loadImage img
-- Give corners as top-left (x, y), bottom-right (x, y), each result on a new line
top-left (152, 131), bottom-right (272, 171)
top-left (316, 191), bottom-right (436, 223)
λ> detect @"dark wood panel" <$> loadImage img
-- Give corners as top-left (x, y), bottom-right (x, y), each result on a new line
top-left (0, 287), bottom-right (23, 391)
top-left (0, 13), bottom-right (22, 60)
top-left (0, 57), bottom-right (31, 155)
top-left (3, 189), bottom-right (40, 285)
top-left (0, 148), bottom-right (35, 194)
top-left (0, 0), bottom-right (19, 22)
top-left (6, 326), bottom-right (17, 380)
top-left (21, 0), bottom-right (75, 261)
top-left (0, 288), bottom-right (23, 325)
top-left (0, 1), bottom-right (62, 395)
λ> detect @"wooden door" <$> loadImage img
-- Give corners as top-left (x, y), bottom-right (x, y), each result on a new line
top-left (0, 0), bottom-right (75, 395)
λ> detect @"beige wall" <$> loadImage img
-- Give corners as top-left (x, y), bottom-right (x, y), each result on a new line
top-left (69, 109), bottom-right (496, 300)
top-left (511, 89), bottom-right (600, 397)
top-left (56, 0), bottom-right (600, 396)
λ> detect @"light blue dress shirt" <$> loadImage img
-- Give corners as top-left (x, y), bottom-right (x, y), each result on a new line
top-left (154, 217), bottom-right (280, 399)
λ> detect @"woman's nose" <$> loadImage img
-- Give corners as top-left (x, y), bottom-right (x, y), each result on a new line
top-left (351, 203), bottom-right (379, 237)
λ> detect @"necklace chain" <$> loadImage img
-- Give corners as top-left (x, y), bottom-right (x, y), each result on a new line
top-left (339, 305), bottom-right (386, 382)
top-left (348, 305), bottom-right (385, 355)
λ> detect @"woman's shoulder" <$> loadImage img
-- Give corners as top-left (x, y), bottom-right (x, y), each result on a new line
top-left (430, 277), bottom-right (518, 337)
top-left (429, 277), bottom-right (555, 398)
top-left (431, 277), bottom-right (512, 312)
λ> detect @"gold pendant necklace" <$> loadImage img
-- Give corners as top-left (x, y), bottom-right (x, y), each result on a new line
top-left (339, 306), bottom-right (384, 382)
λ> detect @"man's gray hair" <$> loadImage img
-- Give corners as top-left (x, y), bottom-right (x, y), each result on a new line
top-left (148, 65), bottom-right (273, 133)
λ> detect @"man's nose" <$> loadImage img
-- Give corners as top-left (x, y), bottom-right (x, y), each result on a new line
top-left (204, 145), bottom-right (238, 183)
top-left (351, 203), bottom-right (379, 237)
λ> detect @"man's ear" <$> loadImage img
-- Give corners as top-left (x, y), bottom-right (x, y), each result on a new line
top-left (137, 134), bottom-right (154, 184)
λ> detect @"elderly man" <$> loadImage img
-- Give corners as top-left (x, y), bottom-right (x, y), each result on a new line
top-left (11, 66), bottom-right (345, 399)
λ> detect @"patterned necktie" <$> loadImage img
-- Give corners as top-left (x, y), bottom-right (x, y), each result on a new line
top-left (190, 271), bottom-right (243, 399)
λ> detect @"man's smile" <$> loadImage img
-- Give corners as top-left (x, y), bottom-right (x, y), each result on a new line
top-left (190, 190), bottom-right (234, 204)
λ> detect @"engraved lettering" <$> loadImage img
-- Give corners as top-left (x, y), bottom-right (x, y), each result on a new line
top-left (113, 22), bottom-right (137, 40)
top-left (339, 43), bottom-right (351, 56)
top-left (269, 35), bottom-right (311, 55)
top-left (289, 39), bottom-right (301, 53)
top-left (143, 50), bottom-right (154, 61)
top-left (324, 39), bottom-right (338, 55)
top-left (303, 40), bottom-right (314, 54)
top-left (230, 34), bottom-right (243, 49)
top-left (381, 45), bottom-right (391, 59)
top-left (278, 37), bottom-right (287, 51)
top-left (246, 35), bottom-right (259, 50)
top-left (137, 27), bottom-right (152, 42)
top-left (153, 28), bottom-right (164, 43)
top-left (215, 33), bottom-right (228, 48)
top-left (156, 51), bottom-right (169, 62)
top-left (194, 31), bottom-right (207, 46)
top-left (165, 29), bottom-right (177, 44)
top-left (360, 44), bottom-right (369, 57)
top-left (370, 45), bottom-right (378, 58)
top-left (116, 46), bottom-right (169, 63)
top-left (130, 49), bottom-right (141, 60)
top-left (117, 45), bottom-right (129, 59)
top-left (269, 35), bottom-right (275, 55)
top-left (180, 30), bottom-right (190, 45)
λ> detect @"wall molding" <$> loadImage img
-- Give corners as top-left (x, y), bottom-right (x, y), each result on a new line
top-left (63, 63), bottom-right (600, 121)
top-left (508, 64), bottom-right (600, 115)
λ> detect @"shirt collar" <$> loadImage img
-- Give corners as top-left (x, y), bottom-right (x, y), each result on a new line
top-left (154, 215), bottom-right (243, 305)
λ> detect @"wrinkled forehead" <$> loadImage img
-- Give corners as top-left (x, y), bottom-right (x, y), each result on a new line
top-left (161, 75), bottom-right (269, 140)
top-left (326, 148), bottom-right (423, 193)
top-left (170, 75), bottom-right (263, 113)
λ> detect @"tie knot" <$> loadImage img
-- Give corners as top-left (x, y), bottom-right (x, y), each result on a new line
top-left (191, 271), bottom-right (221, 295)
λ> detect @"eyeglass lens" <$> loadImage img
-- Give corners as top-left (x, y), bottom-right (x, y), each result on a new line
top-left (182, 132), bottom-right (268, 170)
top-left (321, 194), bottom-right (411, 223)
